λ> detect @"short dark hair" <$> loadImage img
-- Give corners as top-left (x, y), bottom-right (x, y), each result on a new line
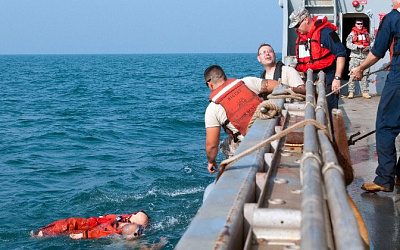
top-left (204, 65), bottom-right (227, 86)
top-left (257, 43), bottom-right (274, 55)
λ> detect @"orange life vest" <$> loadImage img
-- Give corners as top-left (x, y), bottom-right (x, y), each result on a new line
top-left (351, 27), bottom-right (370, 46)
top-left (84, 222), bottom-right (122, 239)
top-left (209, 78), bottom-right (262, 140)
top-left (295, 16), bottom-right (337, 72)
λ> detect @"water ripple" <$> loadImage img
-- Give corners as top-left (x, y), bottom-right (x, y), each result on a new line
top-left (0, 53), bottom-right (261, 249)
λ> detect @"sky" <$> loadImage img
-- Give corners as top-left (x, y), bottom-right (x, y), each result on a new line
top-left (0, 0), bottom-right (283, 54)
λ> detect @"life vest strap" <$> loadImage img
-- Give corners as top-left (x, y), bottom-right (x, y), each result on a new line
top-left (222, 119), bottom-right (241, 143)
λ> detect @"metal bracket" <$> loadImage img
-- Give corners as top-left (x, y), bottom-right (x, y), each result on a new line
top-left (347, 130), bottom-right (376, 146)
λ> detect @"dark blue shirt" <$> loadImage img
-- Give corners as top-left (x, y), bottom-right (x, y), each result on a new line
top-left (371, 9), bottom-right (400, 84)
top-left (320, 27), bottom-right (347, 58)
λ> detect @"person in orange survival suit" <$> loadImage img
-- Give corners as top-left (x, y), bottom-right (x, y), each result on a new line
top-left (33, 211), bottom-right (149, 238)
top-left (68, 220), bottom-right (145, 239)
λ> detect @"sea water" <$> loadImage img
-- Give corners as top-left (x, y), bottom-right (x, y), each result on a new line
top-left (0, 53), bottom-right (274, 249)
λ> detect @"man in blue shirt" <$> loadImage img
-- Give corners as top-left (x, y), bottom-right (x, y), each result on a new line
top-left (351, 0), bottom-right (400, 192)
top-left (289, 8), bottom-right (346, 115)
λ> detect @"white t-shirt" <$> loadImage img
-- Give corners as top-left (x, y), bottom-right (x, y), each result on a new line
top-left (204, 77), bottom-right (263, 141)
top-left (263, 65), bottom-right (303, 88)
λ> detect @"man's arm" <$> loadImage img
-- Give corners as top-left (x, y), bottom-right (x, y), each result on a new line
top-left (332, 56), bottom-right (346, 92)
top-left (283, 66), bottom-right (306, 94)
top-left (350, 52), bottom-right (380, 79)
top-left (359, 52), bottom-right (380, 70)
top-left (260, 79), bottom-right (279, 94)
top-left (290, 84), bottom-right (306, 95)
top-left (321, 28), bottom-right (347, 93)
top-left (206, 127), bottom-right (220, 173)
top-left (335, 56), bottom-right (346, 76)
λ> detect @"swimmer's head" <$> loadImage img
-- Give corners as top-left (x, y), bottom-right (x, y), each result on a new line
top-left (128, 211), bottom-right (149, 227)
top-left (121, 223), bottom-right (144, 240)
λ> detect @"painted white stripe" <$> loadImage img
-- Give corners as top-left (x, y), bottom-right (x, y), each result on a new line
top-left (211, 79), bottom-right (242, 102)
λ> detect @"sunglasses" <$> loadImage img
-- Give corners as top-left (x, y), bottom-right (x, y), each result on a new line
top-left (205, 78), bottom-right (211, 87)
top-left (356, 22), bottom-right (363, 25)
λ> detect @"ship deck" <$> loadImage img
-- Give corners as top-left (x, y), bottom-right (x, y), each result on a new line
top-left (342, 95), bottom-right (400, 249)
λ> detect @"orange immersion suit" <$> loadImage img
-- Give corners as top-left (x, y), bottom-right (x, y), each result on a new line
top-left (37, 213), bottom-right (131, 238)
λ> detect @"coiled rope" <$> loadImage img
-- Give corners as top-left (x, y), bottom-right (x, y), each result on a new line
top-left (247, 100), bottom-right (281, 130)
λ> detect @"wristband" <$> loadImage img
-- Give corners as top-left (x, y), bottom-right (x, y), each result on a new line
top-left (334, 76), bottom-right (341, 80)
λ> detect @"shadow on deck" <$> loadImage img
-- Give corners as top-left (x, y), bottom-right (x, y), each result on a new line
top-left (341, 95), bottom-right (400, 250)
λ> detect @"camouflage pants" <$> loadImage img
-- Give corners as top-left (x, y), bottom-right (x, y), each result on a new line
top-left (348, 57), bottom-right (370, 93)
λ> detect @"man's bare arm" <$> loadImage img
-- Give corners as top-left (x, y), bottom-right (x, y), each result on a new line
top-left (290, 84), bottom-right (306, 94)
top-left (206, 127), bottom-right (220, 173)
top-left (350, 52), bottom-right (380, 79)
top-left (260, 79), bottom-right (279, 94)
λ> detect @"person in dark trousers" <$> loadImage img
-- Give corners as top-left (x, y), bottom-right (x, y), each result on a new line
top-left (351, 0), bottom-right (400, 192)
top-left (289, 7), bottom-right (346, 115)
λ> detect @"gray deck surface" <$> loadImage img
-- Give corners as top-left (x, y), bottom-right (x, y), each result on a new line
top-left (342, 95), bottom-right (400, 250)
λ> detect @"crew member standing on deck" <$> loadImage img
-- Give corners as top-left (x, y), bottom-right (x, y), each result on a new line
top-left (289, 7), bottom-right (346, 115)
top-left (346, 19), bottom-right (374, 99)
top-left (203, 65), bottom-right (278, 173)
top-left (257, 43), bottom-right (306, 96)
top-left (351, 0), bottom-right (400, 192)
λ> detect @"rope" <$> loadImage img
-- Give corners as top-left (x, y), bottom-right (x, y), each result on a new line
top-left (326, 64), bottom-right (391, 97)
top-left (347, 194), bottom-right (370, 247)
top-left (247, 100), bottom-right (281, 130)
top-left (216, 119), bottom-right (328, 182)
top-left (326, 82), bottom-right (350, 97)
top-left (267, 88), bottom-right (306, 101)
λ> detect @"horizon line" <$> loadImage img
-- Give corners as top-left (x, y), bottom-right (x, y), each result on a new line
top-left (0, 52), bottom-right (282, 56)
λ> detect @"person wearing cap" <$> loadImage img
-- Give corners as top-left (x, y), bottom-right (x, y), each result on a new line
top-left (289, 7), bottom-right (346, 115)
top-left (257, 43), bottom-right (306, 97)
top-left (204, 65), bottom-right (279, 173)
top-left (350, 0), bottom-right (400, 193)
top-left (346, 19), bottom-right (374, 99)
top-left (33, 211), bottom-right (149, 238)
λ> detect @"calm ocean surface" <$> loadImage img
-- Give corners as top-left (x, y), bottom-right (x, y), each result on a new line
top-left (0, 53), bottom-right (271, 249)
